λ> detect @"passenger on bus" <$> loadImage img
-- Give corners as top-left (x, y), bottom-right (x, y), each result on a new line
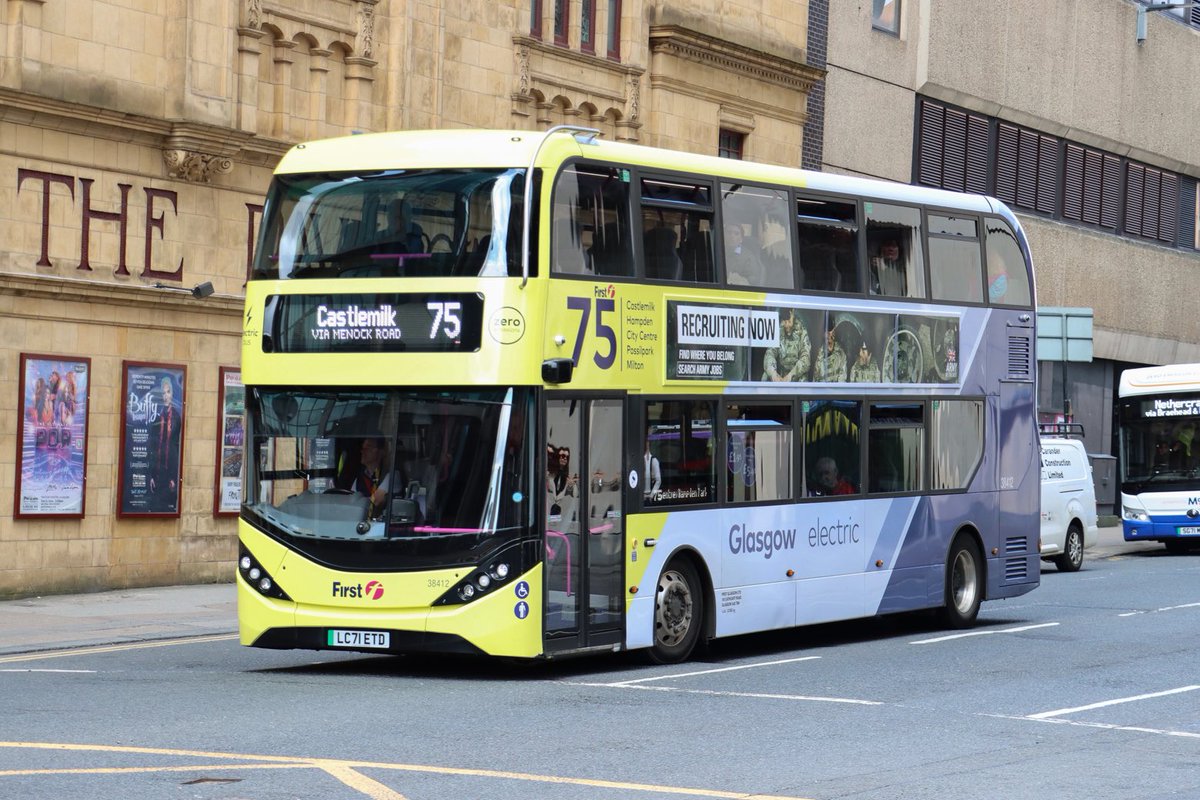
top-left (643, 430), bottom-right (663, 500)
top-left (547, 446), bottom-right (578, 519)
top-left (870, 238), bottom-right (907, 297)
top-left (810, 456), bottom-right (856, 496)
top-left (382, 198), bottom-right (426, 253)
top-left (725, 223), bottom-right (765, 286)
top-left (761, 307), bottom-right (812, 382)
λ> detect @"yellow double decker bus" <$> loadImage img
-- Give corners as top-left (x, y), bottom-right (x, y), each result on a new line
top-left (238, 127), bottom-right (1040, 663)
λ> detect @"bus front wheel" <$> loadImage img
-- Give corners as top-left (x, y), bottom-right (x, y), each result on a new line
top-left (939, 535), bottom-right (982, 629)
top-left (649, 558), bottom-right (703, 664)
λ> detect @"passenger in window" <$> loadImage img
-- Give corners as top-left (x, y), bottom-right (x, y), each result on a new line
top-left (849, 341), bottom-right (881, 383)
top-left (870, 238), bottom-right (907, 296)
top-left (725, 223), bottom-right (765, 285)
top-left (547, 446), bottom-right (578, 519)
top-left (383, 198), bottom-right (426, 253)
top-left (643, 430), bottom-right (662, 499)
top-left (813, 320), bottom-right (848, 383)
top-left (810, 456), bottom-right (856, 497)
top-left (761, 307), bottom-right (812, 382)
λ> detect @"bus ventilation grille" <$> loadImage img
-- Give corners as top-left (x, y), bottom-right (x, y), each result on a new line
top-left (1004, 556), bottom-right (1028, 582)
top-left (1007, 335), bottom-right (1032, 380)
top-left (1005, 535), bottom-right (1028, 554)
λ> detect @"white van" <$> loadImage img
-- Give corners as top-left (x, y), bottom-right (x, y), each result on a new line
top-left (1039, 437), bottom-right (1100, 571)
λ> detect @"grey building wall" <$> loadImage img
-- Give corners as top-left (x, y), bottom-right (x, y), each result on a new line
top-left (823, 0), bottom-right (1200, 450)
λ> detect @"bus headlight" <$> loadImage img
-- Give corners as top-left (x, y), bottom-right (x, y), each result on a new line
top-left (433, 545), bottom-right (522, 606)
top-left (238, 544), bottom-right (291, 601)
top-left (1122, 505), bottom-right (1149, 522)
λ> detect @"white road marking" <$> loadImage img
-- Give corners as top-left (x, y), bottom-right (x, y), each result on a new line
top-left (1028, 685), bottom-right (1200, 720)
top-left (909, 622), bottom-right (1059, 644)
top-left (566, 682), bottom-right (883, 705)
top-left (0, 669), bottom-right (96, 673)
top-left (602, 656), bottom-right (822, 686)
top-left (1119, 601), bottom-right (1200, 617)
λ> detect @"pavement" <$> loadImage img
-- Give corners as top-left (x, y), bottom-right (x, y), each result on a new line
top-left (0, 521), bottom-right (1161, 658)
top-left (0, 582), bottom-right (237, 657)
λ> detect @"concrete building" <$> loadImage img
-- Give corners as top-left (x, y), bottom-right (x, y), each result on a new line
top-left (820, 0), bottom-right (1200, 460)
top-left (0, 0), bottom-right (821, 597)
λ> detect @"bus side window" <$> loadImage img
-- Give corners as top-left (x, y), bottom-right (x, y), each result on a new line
top-left (645, 399), bottom-right (717, 506)
top-left (928, 214), bottom-right (982, 303)
top-left (721, 183), bottom-right (795, 291)
top-left (984, 218), bottom-right (1032, 307)
top-left (803, 400), bottom-right (861, 497)
top-left (641, 176), bottom-right (716, 284)
top-left (866, 202), bottom-right (925, 299)
top-left (795, 195), bottom-right (859, 293)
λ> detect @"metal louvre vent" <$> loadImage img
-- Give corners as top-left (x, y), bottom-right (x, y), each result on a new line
top-left (1007, 334), bottom-right (1033, 380)
top-left (1005, 556), bottom-right (1028, 582)
top-left (1005, 536), bottom-right (1028, 554)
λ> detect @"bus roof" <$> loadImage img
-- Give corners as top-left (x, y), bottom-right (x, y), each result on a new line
top-left (273, 129), bottom-right (1003, 217)
top-left (1119, 363), bottom-right (1200, 397)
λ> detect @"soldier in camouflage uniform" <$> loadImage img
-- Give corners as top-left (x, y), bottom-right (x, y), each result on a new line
top-left (761, 307), bottom-right (811, 382)
top-left (849, 341), bottom-right (882, 383)
top-left (813, 322), bottom-right (848, 383)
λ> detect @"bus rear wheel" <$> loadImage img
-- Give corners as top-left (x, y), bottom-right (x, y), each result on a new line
top-left (939, 535), bottom-right (982, 629)
top-left (649, 558), bottom-right (703, 664)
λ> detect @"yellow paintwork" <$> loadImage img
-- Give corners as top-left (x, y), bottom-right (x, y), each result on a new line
top-left (239, 522), bottom-right (544, 657)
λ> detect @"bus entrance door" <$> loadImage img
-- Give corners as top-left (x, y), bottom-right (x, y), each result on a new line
top-left (544, 397), bottom-right (625, 654)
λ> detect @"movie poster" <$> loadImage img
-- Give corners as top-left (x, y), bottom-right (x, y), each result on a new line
top-left (16, 355), bottom-right (90, 518)
top-left (215, 367), bottom-right (245, 516)
top-left (118, 362), bottom-right (187, 517)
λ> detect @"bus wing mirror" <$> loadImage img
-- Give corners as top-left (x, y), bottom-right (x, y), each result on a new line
top-left (542, 358), bottom-right (574, 385)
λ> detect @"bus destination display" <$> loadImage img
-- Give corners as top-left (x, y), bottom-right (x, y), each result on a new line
top-left (265, 293), bottom-right (483, 353)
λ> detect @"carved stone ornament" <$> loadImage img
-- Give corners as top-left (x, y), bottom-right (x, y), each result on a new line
top-left (357, 2), bottom-right (376, 60)
top-left (245, 0), bottom-right (262, 29)
top-left (163, 150), bottom-right (235, 183)
top-left (516, 44), bottom-right (531, 96)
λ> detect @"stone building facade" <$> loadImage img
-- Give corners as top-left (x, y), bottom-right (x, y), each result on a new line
top-left (0, 0), bottom-right (820, 597)
top-left (820, 0), bottom-right (1200, 456)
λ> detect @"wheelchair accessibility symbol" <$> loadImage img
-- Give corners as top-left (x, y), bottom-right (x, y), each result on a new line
top-left (514, 580), bottom-right (530, 599)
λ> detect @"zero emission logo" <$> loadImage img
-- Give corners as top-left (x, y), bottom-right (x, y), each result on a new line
top-left (488, 306), bottom-right (525, 344)
top-left (332, 580), bottom-right (385, 600)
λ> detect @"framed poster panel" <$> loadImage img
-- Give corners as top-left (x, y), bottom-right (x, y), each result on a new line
top-left (118, 361), bottom-right (187, 518)
top-left (14, 354), bottom-right (91, 519)
top-left (214, 367), bottom-right (245, 516)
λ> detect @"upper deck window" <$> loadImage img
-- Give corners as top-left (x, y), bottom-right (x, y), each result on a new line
top-left (253, 168), bottom-right (529, 280)
top-left (984, 217), bottom-right (1032, 307)
top-left (928, 213), bottom-right (983, 303)
top-left (721, 183), bottom-right (795, 290)
top-left (866, 202), bottom-right (925, 299)
top-left (552, 164), bottom-right (634, 277)
top-left (796, 195), bottom-right (859, 293)
top-left (640, 176), bottom-right (716, 283)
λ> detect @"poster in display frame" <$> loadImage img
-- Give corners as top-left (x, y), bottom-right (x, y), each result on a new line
top-left (118, 361), bottom-right (187, 518)
top-left (14, 353), bottom-right (91, 519)
top-left (213, 367), bottom-right (245, 517)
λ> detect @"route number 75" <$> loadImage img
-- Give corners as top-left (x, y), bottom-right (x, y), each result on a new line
top-left (566, 296), bottom-right (616, 369)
